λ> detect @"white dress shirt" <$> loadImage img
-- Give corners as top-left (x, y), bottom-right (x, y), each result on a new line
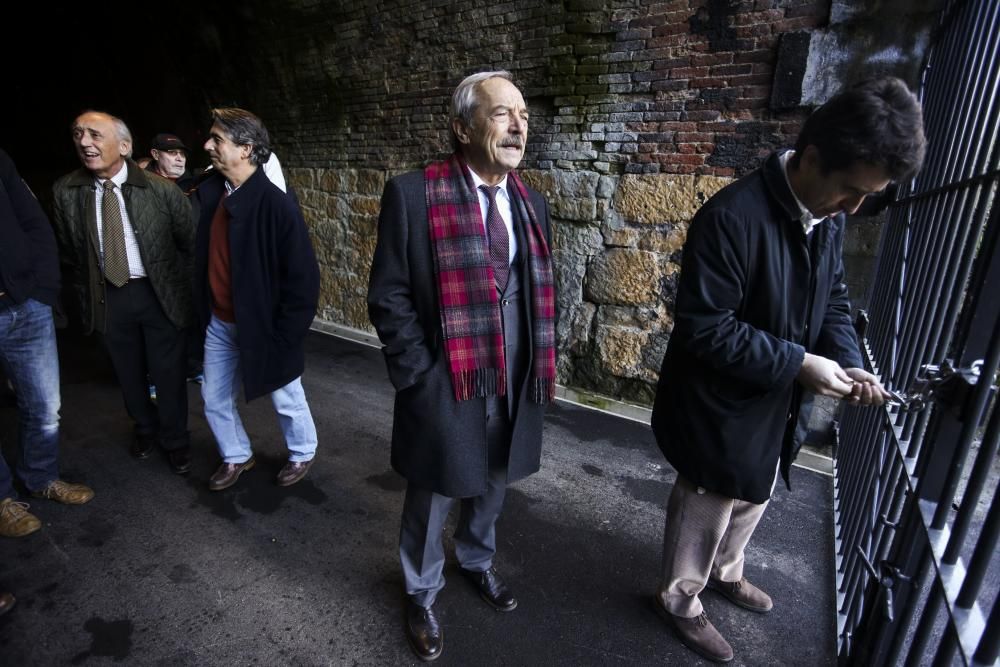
top-left (468, 168), bottom-right (517, 263)
top-left (779, 150), bottom-right (826, 235)
top-left (94, 162), bottom-right (147, 278)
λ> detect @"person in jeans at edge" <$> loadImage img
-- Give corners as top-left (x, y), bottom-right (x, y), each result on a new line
top-left (0, 147), bottom-right (95, 546)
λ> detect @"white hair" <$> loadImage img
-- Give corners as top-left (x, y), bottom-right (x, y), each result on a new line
top-left (449, 70), bottom-right (514, 152)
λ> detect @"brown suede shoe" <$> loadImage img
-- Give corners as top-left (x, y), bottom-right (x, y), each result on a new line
top-left (0, 591), bottom-right (15, 616)
top-left (276, 459), bottom-right (313, 487)
top-left (0, 498), bottom-right (42, 537)
top-left (652, 596), bottom-right (733, 663)
top-left (31, 480), bottom-right (94, 505)
top-left (208, 457), bottom-right (256, 491)
top-left (707, 576), bottom-right (773, 613)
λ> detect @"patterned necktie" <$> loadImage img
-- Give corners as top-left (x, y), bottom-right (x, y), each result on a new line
top-left (480, 184), bottom-right (510, 290)
top-left (102, 181), bottom-right (130, 287)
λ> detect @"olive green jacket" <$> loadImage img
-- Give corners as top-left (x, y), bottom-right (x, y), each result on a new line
top-left (52, 160), bottom-right (195, 333)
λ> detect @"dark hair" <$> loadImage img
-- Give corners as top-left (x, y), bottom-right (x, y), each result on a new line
top-left (210, 107), bottom-right (272, 166)
top-left (793, 77), bottom-right (926, 180)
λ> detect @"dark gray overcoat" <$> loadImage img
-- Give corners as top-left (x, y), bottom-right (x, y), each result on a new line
top-left (367, 170), bottom-right (553, 498)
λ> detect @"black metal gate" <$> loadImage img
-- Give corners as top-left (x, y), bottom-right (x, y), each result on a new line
top-left (833, 0), bottom-right (1000, 664)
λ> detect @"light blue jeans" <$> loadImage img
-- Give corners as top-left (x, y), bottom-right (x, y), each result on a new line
top-left (0, 298), bottom-right (61, 499)
top-left (202, 315), bottom-right (317, 464)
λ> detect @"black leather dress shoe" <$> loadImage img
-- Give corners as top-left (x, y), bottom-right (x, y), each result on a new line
top-left (131, 434), bottom-right (156, 459)
top-left (405, 599), bottom-right (443, 662)
top-left (167, 448), bottom-right (192, 475)
top-left (461, 566), bottom-right (517, 612)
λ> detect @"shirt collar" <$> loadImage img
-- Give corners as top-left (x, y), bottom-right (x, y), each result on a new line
top-left (779, 150), bottom-right (826, 234)
top-left (467, 168), bottom-right (509, 200)
top-left (96, 161), bottom-right (128, 190)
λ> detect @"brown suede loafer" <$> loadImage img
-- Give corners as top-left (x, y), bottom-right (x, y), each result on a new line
top-left (0, 498), bottom-right (41, 538)
top-left (405, 599), bottom-right (443, 662)
top-left (31, 480), bottom-right (94, 505)
top-left (707, 576), bottom-right (773, 613)
top-left (276, 458), bottom-right (313, 487)
top-left (208, 457), bottom-right (256, 491)
top-left (652, 595), bottom-right (733, 663)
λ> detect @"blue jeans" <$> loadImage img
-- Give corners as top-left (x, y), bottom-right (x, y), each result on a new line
top-left (0, 298), bottom-right (61, 499)
top-left (202, 315), bottom-right (317, 463)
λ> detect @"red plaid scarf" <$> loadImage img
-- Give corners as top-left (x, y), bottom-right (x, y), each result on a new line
top-left (425, 154), bottom-right (556, 403)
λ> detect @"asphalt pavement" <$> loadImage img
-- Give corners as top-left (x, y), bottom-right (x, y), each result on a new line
top-left (0, 329), bottom-right (836, 666)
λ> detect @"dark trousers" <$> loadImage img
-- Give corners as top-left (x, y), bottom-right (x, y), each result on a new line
top-left (103, 279), bottom-right (188, 450)
top-left (400, 260), bottom-right (529, 607)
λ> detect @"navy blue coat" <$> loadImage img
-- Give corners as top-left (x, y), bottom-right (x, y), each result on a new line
top-left (651, 151), bottom-right (863, 503)
top-left (0, 149), bottom-right (59, 306)
top-left (193, 167), bottom-right (319, 401)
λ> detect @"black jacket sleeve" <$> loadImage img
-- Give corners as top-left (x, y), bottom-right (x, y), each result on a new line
top-left (674, 207), bottom-right (804, 393)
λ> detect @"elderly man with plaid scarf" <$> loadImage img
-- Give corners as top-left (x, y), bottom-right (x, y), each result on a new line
top-left (368, 71), bottom-right (557, 662)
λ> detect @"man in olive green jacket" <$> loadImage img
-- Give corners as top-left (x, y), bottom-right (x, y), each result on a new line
top-left (52, 111), bottom-right (196, 474)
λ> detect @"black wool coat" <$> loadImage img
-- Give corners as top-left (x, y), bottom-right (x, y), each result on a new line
top-left (367, 170), bottom-right (554, 498)
top-left (651, 151), bottom-right (864, 503)
top-left (193, 168), bottom-right (319, 401)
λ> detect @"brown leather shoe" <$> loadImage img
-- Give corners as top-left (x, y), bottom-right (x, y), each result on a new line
top-left (0, 591), bottom-right (15, 616)
top-left (652, 596), bottom-right (733, 663)
top-left (0, 498), bottom-right (42, 537)
top-left (276, 458), bottom-right (313, 487)
top-left (208, 457), bottom-right (256, 491)
top-left (461, 566), bottom-right (517, 611)
top-left (707, 576), bottom-right (773, 613)
top-left (405, 599), bottom-right (443, 661)
top-left (31, 480), bottom-right (94, 505)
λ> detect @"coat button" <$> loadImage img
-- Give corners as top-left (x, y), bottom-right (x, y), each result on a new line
top-left (501, 299), bottom-right (509, 307)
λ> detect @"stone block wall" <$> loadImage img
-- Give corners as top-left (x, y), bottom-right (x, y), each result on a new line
top-left (196, 0), bottom-right (938, 405)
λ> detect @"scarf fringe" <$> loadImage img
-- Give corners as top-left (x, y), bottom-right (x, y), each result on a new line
top-left (531, 377), bottom-right (555, 405)
top-left (452, 368), bottom-right (508, 401)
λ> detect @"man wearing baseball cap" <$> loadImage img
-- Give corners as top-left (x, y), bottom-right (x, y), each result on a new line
top-left (146, 133), bottom-right (195, 193)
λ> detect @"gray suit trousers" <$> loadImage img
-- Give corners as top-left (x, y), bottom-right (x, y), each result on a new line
top-left (400, 260), bottom-right (529, 607)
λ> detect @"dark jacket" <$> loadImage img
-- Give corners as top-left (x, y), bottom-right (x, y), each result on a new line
top-left (367, 170), bottom-right (554, 498)
top-left (651, 151), bottom-right (863, 503)
top-left (0, 149), bottom-right (60, 306)
top-left (51, 160), bottom-right (195, 334)
top-left (193, 167), bottom-right (319, 401)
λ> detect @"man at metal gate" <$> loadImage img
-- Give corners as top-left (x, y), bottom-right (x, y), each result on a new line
top-left (368, 70), bottom-right (557, 662)
top-left (650, 77), bottom-right (926, 663)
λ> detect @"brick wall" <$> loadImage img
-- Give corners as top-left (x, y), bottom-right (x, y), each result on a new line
top-left (189, 0), bottom-right (932, 405)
